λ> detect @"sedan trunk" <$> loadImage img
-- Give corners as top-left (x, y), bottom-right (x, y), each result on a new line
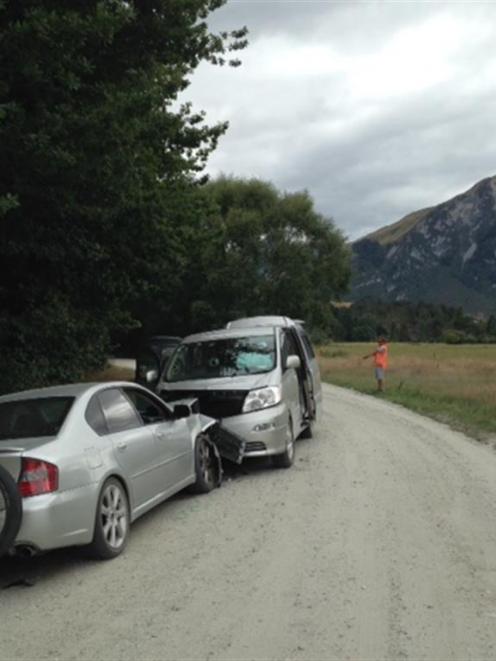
top-left (0, 435), bottom-right (57, 480)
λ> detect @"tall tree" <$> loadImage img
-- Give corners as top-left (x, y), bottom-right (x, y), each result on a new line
top-left (0, 0), bottom-right (247, 392)
top-left (182, 177), bottom-right (351, 334)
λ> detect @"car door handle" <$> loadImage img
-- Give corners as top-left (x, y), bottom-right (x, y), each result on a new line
top-left (116, 442), bottom-right (127, 451)
top-left (155, 431), bottom-right (167, 441)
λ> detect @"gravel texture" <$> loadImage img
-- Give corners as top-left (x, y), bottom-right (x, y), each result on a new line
top-left (1, 383), bottom-right (496, 660)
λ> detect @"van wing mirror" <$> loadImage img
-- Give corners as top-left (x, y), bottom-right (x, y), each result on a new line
top-left (286, 354), bottom-right (301, 370)
top-left (145, 369), bottom-right (159, 384)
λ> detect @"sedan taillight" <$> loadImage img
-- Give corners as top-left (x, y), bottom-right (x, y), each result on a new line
top-left (18, 458), bottom-right (59, 498)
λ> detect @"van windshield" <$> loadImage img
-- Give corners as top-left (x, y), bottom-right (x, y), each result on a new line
top-left (166, 335), bottom-right (276, 382)
top-left (0, 397), bottom-right (74, 440)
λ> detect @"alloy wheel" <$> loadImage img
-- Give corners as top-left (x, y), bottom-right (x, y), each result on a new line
top-left (100, 483), bottom-right (128, 550)
top-left (198, 440), bottom-right (216, 488)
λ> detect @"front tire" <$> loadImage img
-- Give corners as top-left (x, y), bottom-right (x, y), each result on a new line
top-left (89, 478), bottom-right (130, 560)
top-left (272, 418), bottom-right (295, 469)
top-left (299, 421), bottom-right (313, 439)
top-left (189, 434), bottom-right (222, 494)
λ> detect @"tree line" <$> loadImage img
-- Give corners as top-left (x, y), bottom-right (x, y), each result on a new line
top-left (0, 1), bottom-right (350, 393)
top-left (330, 300), bottom-right (496, 344)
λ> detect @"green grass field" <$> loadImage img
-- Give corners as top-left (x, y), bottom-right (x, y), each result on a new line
top-left (318, 343), bottom-right (496, 440)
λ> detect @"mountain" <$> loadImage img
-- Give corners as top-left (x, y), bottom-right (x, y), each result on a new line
top-left (351, 176), bottom-right (496, 314)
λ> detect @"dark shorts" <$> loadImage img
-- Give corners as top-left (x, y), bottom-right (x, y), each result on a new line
top-left (375, 367), bottom-right (385, 380)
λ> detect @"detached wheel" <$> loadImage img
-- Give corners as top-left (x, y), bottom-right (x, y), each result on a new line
top-left (0, 464), bottom-right (22, 558)
top-left (89, 478), bottom-right (130, 560)
top-left (189, 434), bottom-right (222, 494)
top-left (273, 418), bottom-right (295, 469)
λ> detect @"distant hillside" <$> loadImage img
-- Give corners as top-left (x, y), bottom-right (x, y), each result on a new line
top-left (351, 176), bottom-right (496, 314)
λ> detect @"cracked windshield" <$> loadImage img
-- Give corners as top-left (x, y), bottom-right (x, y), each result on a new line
top-left (166, 335), bottom-right (275, 381)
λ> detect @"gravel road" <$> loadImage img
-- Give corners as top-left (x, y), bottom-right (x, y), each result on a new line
top-left (2, 383), bottom-right (496, 660)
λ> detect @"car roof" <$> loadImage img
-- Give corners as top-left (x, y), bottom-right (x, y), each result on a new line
top-left (226, 316), bottom-right (304, 329)
top-left (182, 327), bottom-right (277, 344)
top-left (0, 381), bottom-right (145, 404)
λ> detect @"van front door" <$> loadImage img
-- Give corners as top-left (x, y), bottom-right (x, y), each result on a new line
top-left (281, 330), bottom-right (305, 433)
top-left (295, 327), bottom-right (322, 417)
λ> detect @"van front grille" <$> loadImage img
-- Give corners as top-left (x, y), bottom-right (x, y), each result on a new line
top-left (160, 389), bottom-right (248, 419)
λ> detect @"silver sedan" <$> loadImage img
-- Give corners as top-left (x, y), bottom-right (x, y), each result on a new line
top-left (0, 382), bottom-right (221, 559)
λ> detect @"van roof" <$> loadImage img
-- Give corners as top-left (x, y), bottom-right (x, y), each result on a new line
top-left (226, 316), bottom-right (304, 329)
top-left (182, 327), bottom-right (276, 344)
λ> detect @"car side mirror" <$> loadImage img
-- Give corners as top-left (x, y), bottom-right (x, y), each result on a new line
top-left (145, 369), bottom-right (159, 384)
top-left (286, 354), bottom-right (301, 370)
top-left (173, 404), bottom-right (191, 419)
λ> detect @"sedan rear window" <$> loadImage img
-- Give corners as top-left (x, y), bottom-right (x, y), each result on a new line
top-left (166, 335), bottom-right (276, 382)
top-left (0, 397), bottom-right (74, 440)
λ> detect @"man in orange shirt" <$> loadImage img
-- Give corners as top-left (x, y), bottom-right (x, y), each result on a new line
top-left (363, 337), bottom-right (388, 392)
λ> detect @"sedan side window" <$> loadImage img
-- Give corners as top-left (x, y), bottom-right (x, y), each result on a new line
top-left (124, 389), bottom-right (171, 425)
top-left (85, 395), bottom-right (108, 436)
top-left (98, 389), bottom-right (142, 434)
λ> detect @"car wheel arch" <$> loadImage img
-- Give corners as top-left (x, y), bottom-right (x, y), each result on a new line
top-left (96, 472), bottom-right (133, 520)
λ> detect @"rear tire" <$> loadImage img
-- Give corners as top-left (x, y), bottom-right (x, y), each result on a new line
top-left (272, 419), bottom-right (295, 469)
top-left (0, 464), bottom-right (22, 558)
top-left (89, 478), bottom-right (130, 560)
top-left (189, 434), bottom-right (222, 494)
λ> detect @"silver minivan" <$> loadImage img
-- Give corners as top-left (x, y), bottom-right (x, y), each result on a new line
top-left (156, 316), bottom-right (322, 468)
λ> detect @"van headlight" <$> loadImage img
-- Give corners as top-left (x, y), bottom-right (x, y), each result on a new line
top-left (242, 386), bottom-right (281, 413)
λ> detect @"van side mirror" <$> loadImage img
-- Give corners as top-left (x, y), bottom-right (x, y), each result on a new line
top-left (145, 369), bottom-right (159, 384)
top-left (286, 354), bottom-right (301, 370)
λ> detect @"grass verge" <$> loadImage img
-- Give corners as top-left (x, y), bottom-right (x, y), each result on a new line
top-left (319, 342), bottom-right (496, 441)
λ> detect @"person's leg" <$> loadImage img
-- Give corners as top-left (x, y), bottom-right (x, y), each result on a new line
top-left (375, 367), bottom-right (384, 392)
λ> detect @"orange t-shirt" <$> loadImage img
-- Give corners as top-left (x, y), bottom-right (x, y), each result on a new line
top-left (374, 344), bottom-right (388, 369)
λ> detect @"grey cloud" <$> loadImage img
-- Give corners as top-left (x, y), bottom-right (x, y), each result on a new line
top-left (186, 1), bottom-right (496, 240)
top-left (211, 0), bottom-right (435, 45)
top-left (205, 80), bottom-right (496, 239)
top-left (209, 0), bottom-right (338, 38)
top-left (278, 87), bottom-right (496, 237)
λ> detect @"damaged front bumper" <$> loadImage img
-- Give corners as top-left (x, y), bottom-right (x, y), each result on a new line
top-left (166, 396), bottom-right (287, 465)
top-left (168, 398), bottom-right (247, 465)
top-left (197, 402), bottom-right (288, 460)
top-left (218, 402), bottom-right (289, 458)
top-left (198, 413), bottom-right (246, 465)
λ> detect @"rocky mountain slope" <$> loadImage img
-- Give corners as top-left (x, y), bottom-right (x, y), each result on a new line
top-left (351, 176), bottom-right (496, 314)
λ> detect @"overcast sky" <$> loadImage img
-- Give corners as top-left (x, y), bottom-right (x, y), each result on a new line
top-left (184, 0), bottom-right (496, 240)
